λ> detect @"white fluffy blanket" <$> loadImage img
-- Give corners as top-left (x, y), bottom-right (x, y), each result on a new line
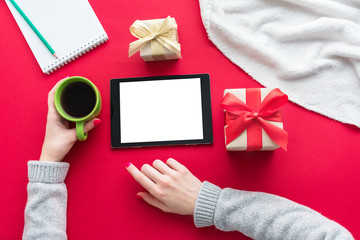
top-left (199, 0), bottom-right (360, 127)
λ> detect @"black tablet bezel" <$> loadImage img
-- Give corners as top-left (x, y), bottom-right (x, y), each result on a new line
top-left (110, 74), bottom-right (213, 148)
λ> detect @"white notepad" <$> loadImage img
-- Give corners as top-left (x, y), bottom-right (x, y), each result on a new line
top-left (6, 0), bottom-right (108, 74)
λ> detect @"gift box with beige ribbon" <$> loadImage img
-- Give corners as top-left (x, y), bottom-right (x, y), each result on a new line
top-left (129, 16), bottom-right (181, 61)
top-left (221, 88), bottom-right (288, 151)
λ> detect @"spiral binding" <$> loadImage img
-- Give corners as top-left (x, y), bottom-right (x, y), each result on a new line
top-left (43, 33), bottom-right (109, 74)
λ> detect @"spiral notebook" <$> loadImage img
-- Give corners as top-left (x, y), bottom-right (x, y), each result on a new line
top-left (6, 0), bottom-right (108, 74)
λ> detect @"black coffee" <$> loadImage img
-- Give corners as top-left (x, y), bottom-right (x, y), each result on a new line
top-left (60, 82), bottom-right (96, 117)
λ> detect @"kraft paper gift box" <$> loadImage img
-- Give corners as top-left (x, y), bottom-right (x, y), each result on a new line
top-left (221, 88), bottom-right (288, 151)
top-left (129, 16), bottom-right (181, 61)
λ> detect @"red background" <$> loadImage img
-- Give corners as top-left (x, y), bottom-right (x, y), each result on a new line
top-left (1, 0), bottom-right (359, 239)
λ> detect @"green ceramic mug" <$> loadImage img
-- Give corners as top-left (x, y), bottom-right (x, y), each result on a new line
top-left (54, 76), bottom-right (101, 141)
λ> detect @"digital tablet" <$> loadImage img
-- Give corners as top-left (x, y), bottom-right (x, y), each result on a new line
top-left (110, 74), bottom-right (213, 148)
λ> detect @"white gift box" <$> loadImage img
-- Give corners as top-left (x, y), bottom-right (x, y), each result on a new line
top-left (224, 88), bottom-right (284, 151)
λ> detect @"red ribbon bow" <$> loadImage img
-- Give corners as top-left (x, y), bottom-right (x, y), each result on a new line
top-left (221, 88), bottom-right (288, 151)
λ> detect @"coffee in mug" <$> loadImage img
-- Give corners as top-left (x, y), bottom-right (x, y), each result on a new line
top-left (60, 81), bottom-right (97, 118)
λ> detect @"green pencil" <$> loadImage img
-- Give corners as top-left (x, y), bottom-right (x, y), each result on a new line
top-left (9, 0), bottom-right (57, 58)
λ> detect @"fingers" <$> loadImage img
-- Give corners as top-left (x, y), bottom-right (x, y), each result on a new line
top-left (127, 159), bottom-right (184, 186)
top-left (153, 159), bottom-right (176, 175)
top-left (141, 164), bottom-right (163, 183)
top-left (126, 163), bottom-right (157, 192)
top-left (83, 118), bottom-right (101, 134)
top-left (127, 159), bottom-right (200, 216)
top-left (137, 192), bottom-right (168, 212)
top-left (48, 77), bottom-right (69, 108)
top-left (49, 77), bottom-right (70, 95)
top-left (166, 158), bottom-right (187, 172)
top-left (47, 77), bottom-right (70, 119)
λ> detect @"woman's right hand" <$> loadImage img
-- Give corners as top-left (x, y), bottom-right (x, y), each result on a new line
top-left (126, 158), bottom-right (202, 215)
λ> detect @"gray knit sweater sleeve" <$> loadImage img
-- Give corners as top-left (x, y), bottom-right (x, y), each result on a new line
top-left (194, 181), bottom-right (353, 240)
top-left (23, 161), bottom-right (69, 240)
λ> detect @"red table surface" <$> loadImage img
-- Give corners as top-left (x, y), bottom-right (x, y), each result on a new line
top-left (1, 0), bottom-right (359, 239)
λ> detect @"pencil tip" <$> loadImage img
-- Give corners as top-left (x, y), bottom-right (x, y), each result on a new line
top-left (53, 53), bottom-right (58, 58)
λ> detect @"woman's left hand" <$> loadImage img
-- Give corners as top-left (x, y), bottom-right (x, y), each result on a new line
top-left (39, 78), bottom-right (101, 162)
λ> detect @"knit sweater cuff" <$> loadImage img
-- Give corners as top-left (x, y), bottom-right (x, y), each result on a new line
top-left (194, 181), bottom-right (222, 228)
top-left (28, 161), bottom-right (70, 183)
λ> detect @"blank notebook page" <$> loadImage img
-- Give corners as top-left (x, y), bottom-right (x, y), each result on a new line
top-left (6, 0), bottom-right (108, 74)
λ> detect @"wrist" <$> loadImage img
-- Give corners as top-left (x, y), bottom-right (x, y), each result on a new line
top-left (39, 150), bottom-right (63, 162)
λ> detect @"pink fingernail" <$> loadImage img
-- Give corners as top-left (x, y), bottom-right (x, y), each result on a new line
top-left (93, 119), bottom-right (101, 126)
top-left (125, 162), bottom-right (131, 168)
top-left (137, 194), bottom-right (143, 200)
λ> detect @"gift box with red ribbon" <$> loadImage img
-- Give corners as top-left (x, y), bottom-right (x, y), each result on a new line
top-left (221, 88), bottom-right (288, 151)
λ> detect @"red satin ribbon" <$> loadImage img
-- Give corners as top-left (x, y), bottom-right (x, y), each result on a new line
top-left (221, 88), bottom-right (288, 151)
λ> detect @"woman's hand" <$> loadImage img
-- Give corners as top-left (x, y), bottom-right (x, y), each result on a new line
top-left (39, 78), bottom-right (101, 162)
top-left (126, 158), bottom-right (202, 215)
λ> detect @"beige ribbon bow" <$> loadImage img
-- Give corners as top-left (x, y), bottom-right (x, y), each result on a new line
top-left (129, 16), bottom-right (181, 58)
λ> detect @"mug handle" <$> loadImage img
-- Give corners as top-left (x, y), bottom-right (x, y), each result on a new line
top-left (76, 121), bottom-right (87, 141)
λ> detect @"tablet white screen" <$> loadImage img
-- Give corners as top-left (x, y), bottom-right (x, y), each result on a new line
top-left (119, 78), bottom-right (204, 143)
